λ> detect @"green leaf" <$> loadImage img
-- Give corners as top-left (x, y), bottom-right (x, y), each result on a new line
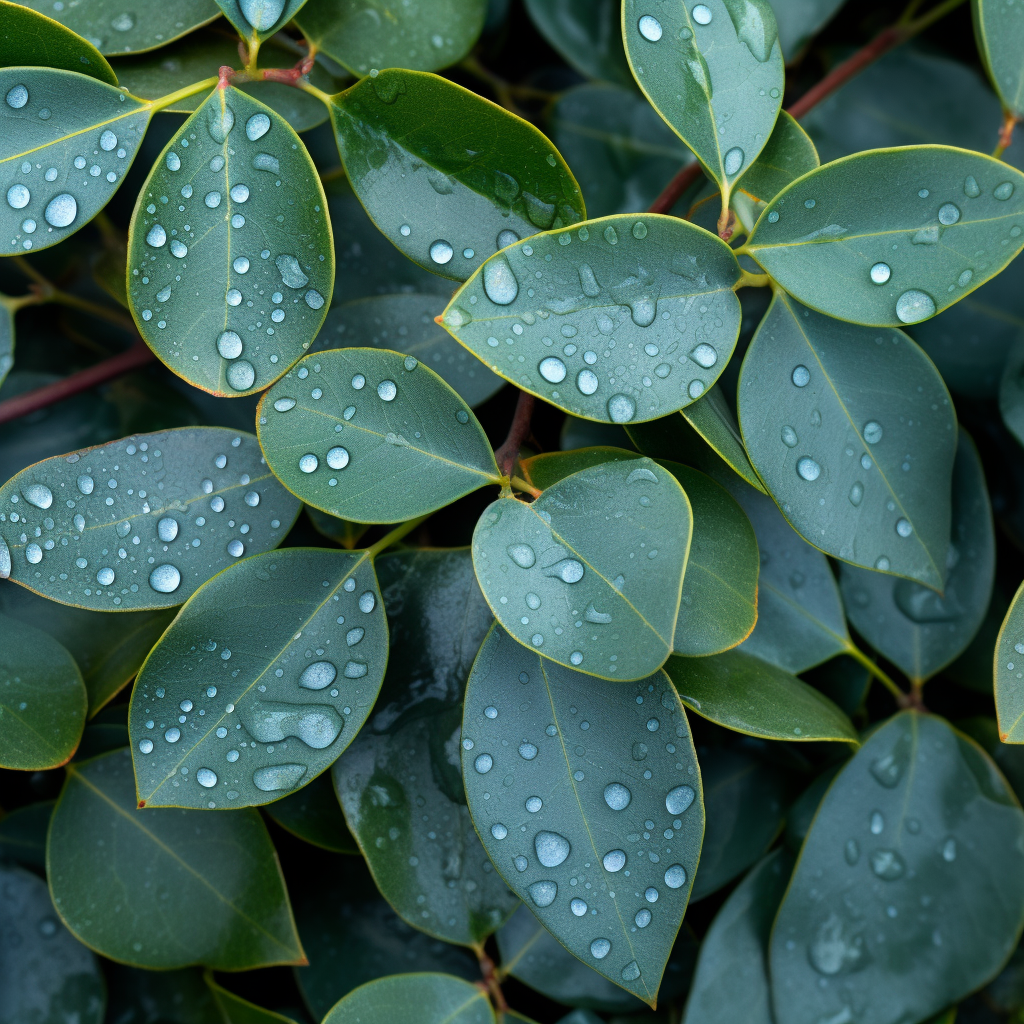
top-left (523, 0), bottom-right (633, 86)
top-left (974, 0), bottom-right (1024, 116)
top-left (13, 0), bottom-right (220, 55)
top-left (738, 292), bottom-right (957, 589)
top-left (519, 445), bottom-right (640, 490)
top-left (322, 974), bottom-right (494, 1024)
top-left (735, 112), bottom-right (819, 206)
top-left (994, 580), bottom-right (1024, 742)
top-left (264, 769), bottom-right (358, 853)
top-left (328, 69), bottom-right (585, 283)
top-left (296, 0), bottom-right (487, 77)
top-left (258, 348), bottom-right (500, 524)
top-left (333, 549), bottom-right (518, 946)
top-left (305, 506), bottom-right (369, 550)
top-left (462, 625), bottom-right (704, 1005)
top-left (442, 214), bottom-right (742, 424)
top-left (681, 849), bottom-right (793, 1024)
top-left (313, 295), bottom-right (505, 408)
top-left (747, 146), bottom-right (1024, 327)
top-left (129, 546), bottom-right (387, 808)
top-left (206, 974), bottom-right (299, 1024)
top-left (473, 457), bottom-right (690, 679)
top-left (0, 427), bottom-right (300, 611)
top-left (803, 655), bottom-right (870, 718)
top-left (0, 68), bottom-right (154, 256)
top-left (0, 799), bottom-right (53, 869)
top-left (215, 0), bottom-right (309, 44)
top-left (784, 765), bottom-right (843, 852)
top-left (0, 861), bottom-right (105, 1024)
top-left (127, 86), bottom-right (333, 397)
top-left (103, 964), bottom-right (221, 1024)
top-left (772, 0), bottom-right (844, 59)
top-left (0, 295), bottom-right (14, 389)
top-left (841, 430), bottom-right (994, 683)
top-left (0, 0), bottom-right (117, 84)
top-left (1003, 335), bottom-right (1024, 446)
top-left (666, 649), bottom-right (857, 743)
top-left (770, 712), bottom-right (1024, 1024)
top-left (622, 0), bottom-right (784, 196)
top-left (48, 748), bottom-right (305, 969)
top-left (0, 613), bottom-right (87, 768)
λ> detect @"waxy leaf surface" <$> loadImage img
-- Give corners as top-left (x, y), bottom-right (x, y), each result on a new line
top-left (994, 579), bottom-right (1024, 742)
top-left (215, 0), bottom-right (309, 43)
top-left (322, 973), bottom-right (494, 1024)
top-left (264, 769), bottom-right (357, 853)
top-left (524, 0), bottom-right (633, 86)
top-left (974, 0), bottom-right (1024, 115)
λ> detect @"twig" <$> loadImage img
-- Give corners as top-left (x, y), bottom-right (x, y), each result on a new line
top-left (494, 390), bottom-right (535, 478)
top-left (476, 948), bottom-right (508, 1014)
top-left (995, 109), bottom-right (1021, 158)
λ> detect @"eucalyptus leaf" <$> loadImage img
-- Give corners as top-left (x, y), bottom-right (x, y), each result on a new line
top-left (322, 974), bottom-right (494, 1024)
top-left (523, 0), bottom-right (633, 86)
top-left (442, 214), bottom-right (742, 424)
top-left (333, 548), bottom-right (519, 947)
top-left (127, 87), bottom-right (333, 397)
top-left (0, 800), bottom-right (53, 869)
top-left (215, 0), bottom-right (308, 44)
top-left (264, 769), bottom-right (358, 853)
top-left (0, 67), bottom-right (153, 256)
top-left (48, 748), bottom-right (305, 969)
top-left (0, 613), bottom-right (87, 769)
top-left (329, 69), bottom-right (585, 282)
top-left (738, 291), bottom-right (957, 588)
top-left (462, 625), bottom-right (704, 1005)
top-left (622, 0), bottom-right (784, 196)
top-left (973, 0), bottom-right (1024, 116)
top-left (258, 348), bottom-right (500, 524)
top-left (206, 974), bottom-right (299, 1024)
top-left (0, 296), bottom-right (13, 388)
top-left (473, 457), bottom-right (690, 679)
top-left (0, 428), bottom-right (300, 611)
top-left (685, 388), bottom-right (767, 493)
top-left (735, 112), bottom-right (819, 206)
top-left (666, 649), bottom-right (857, 743)
top-left (747, 147), bottom-right (1024, 327)
top-left (296, 0), bottom-right (487, 76)
top-left (841, 430), bottom-right (994, 684)
top-left (994, 579), bottom-right (1024, 742)
top-left (313, 295), bottom-right (505, 408)
top-left (0, 861), bottom-right (105, 1024)
top-left (0, 0), bottom-right (117, 84)
top-left (518, 446), bottom-right (639, 491)
top-left (770, 712), bottom-right (1024, 1024)
top-left (130, 546), bottom-right (387, 809)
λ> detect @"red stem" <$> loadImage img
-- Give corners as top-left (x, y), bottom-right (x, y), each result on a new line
top-left (494, 390), bottom-right (535, 478)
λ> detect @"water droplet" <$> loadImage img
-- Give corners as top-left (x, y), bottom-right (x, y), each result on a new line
top-left (324, 446), bottom-right (350, 471)
top-left (226, 360), bottom-right (255, 391)
top-left (535, 831), bottom-right (571, 867)
top-left (508, 544), bottom-right (536, 568)
top-left (519, 742), bottom-right (538, 760)
top-left (233, 256), bottom-right (250, 275)
top-left (590, 938), bottom-right (611, 959)
top-left (529, 880), bottom-right (557, 907)
top-left (6, 184), bottom-right (29, 210)
top-left (575, 369), bottom-right (599, 395)
top-left (602, 849), bottom-right (626, 872)
top-left (724, 147), bottom-right (744, 176)
top-left (299, 661), bottom-right (337, 690)
top-left (276, 254), bottom-right (309, 289)
top-left (170, 240), bottom-right (187, 258)
top-left (359, 591), bottom-right (376, 613)
top-left (781, 425), bottom-right (799, 448)
top-left (571, 897), bottom-right (588, 916)
top-left (164, 727), bottom-right (180, 743)
top-left (602, 782), bottom-right (633, 812)
top-left (692, 4), bottom-right (712, 24)
top-left (474, 753), bottom-right (493, 774)
top-left (870, 262), bottom-right (891, 285)
top-left (539, 357), bottom-right (567, 384)
top-left (895, 518), bottom-right (912, 538)
top-left (942, 838), bottom-right (956, 862)
top-left (584, 603), bottom-right (612, 624)
top-left (664, 864), bottom-right (686, 888)
top-left (995, 182), bottom-right (1015, 201)
top-left (666, 785), bottom-right (695, 815)
top-left (607, 394), bottom-right (636, 423)
top-left (22, 484), bottom-right (52, 510)
top-left (870, 849), bottom-right (905, 880)
top-left (6, 85), bottom-right (28, 109)
top-left (792, 365), bottom-right (810, 387)
top-left (896, 289), bottom-right (936, 323)
top-left (689, 343), bottom-right (717, 368)
top-left (217, 330), bottom-right (243, 360)
top-left (638, 14), bottom-right (663, 40)
top-left (847, 482), bottom-right (864, 507)
top-left (429, 239), bottom-right (454, 265)
top-left (526, 796), bottom-right (542, 812)
top-left (253, 763), bottom-right (307, 792)
top-left (483, 257), bottom-right (518, 304)
top-left (240, 700), bottom-right (342, 748)
top-left (139, 738), bottom-right (154, 754)
top-left (196, 767), bottom-right (217, 788)
top-left (205, 102), bottom-right (235, 143)
top-left (863, 421), bottom-right (883, 444)
top-left (964, 176), bottom-right (980, 197)
top-left (246, 112), bottom-right (271, 141)
top-left (491, 823), bottom-right (508, 840)
top-left (797, 457), bottom-right (821, 482)
top-left (149, 564), bottom-right (180, 593)
top-left (938, 203), bottom-right (960, 225)
top-left (377, 379), bottom-right (397, 401)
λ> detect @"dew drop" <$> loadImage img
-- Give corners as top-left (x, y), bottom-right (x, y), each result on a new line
top-left (621, 962), bottom-right (641, 982)
top-left (197, 768), bottom-right (218, 788)
top-left (870, 262), bottom-right (891, 284)
top-left (723, 147), bottom-right (744, 177)
top-left (539, 357), bottom-right (567, 383)
top-left (666, 785), bottom-right (695, 815)
top-left (535, 831), bottom-right (571, 867)
top-left (571, 897), bottom-right (588, 916)
top-left (483, 257), bottom-right (519, 304)
top-left (689, 343), bottom-right (717, 368)
top-left (226, 360), bottom-right (255, 391)
top-left (995, 182), bottom-right (1015, 201)
top-left (491, 823), bottom-right (508, 840)
top-left (507, 544), bottom-right (536, 568)
top-left (6, 85), bottom-right (28, 109)
top-left (253, 764), bottom-right (307, 792)
top-left (576, 369), bottom-right (599, 395)
top-left (964, 176), bottom-right (980, 198)
top-left (149, 564), bottom-right (181, 593)
top-left (602, 849), bottom-right (626, 872)
top-left (22, 484), bottom-right (52, 510)
top-left (792, 365), bottom-right (810, 387)
top-left (638, 14), bottom-right (663, 40)
top-left (217, 330), bottom-right (243, 360)
top-left (797, 457), bottom-right (821, 481)
top-left (781, 425), bottom-right (798, 448)
top-left (590, 938), bottom-right (611, 959)
top-left (246, 112), bottom-right (271, 140)
top-left (849, 482), bottom-right (863, 506)
top-left (429, 239), bottom-right (454, 265)
top-left (529, 880), bottom-right (557, 907)
top-left (604, 783), bottom-right (631, 810)
top-left (863, 421), bottom-right (883, 444)
top-left (664, 864), bottom-right (687, 888)
top-left (896, 289), bottom-right (936, 323)
top-left (938, 203), bottom-right (960, 225)
top-left (607, 393), bottom-right (636, 423)
top-left (896, 518), bottom-right (912, 538)
top-left (157, 517), bottom-right (179, 542)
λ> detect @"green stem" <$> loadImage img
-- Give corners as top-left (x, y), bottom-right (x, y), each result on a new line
top-left (366, 514), bottom-right (431, 558)
top-left (734, 268), bottom-right (769, 290)
top-left (149, 76), bottom-right (220, 113)
top-left (845, 643), bottom-right (908, 706)
top-left (0, 292), bottom-right (42, 313)
top-left (510, 475), bottom-right (541, 497)
top-left (296, 78), bottom-right (336, 107)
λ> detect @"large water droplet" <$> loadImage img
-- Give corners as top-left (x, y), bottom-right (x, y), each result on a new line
top-left (22, 483), bottom-right (52, 510)
top-left (577, 369), bottom-right (599, 395)
top-left (149, 564), bottom-right (181, 593)
top-left (849, 482), bottom-right (863, 506)
top-left (604, 783), bottom-right (631, 810)
top-left (666, 785), bottom-right (695, 815)
top-left (571, 897), bottom-right (588, 916)
top-left (584, 603), bottom-right (612, 624)
top-left (429, 239), bottom-right (454, 265)
top-left (483, 257), bottom-right (518, 304)
top-left (544, 559), bottom-right (584, 584)
top-left (535, 831), bottom-right (571, 867)
top-left (870, 849), bottom-right (905, 880)
top-left (6, 184), bottom-right (29, 210)
top-left (964, 176), bottom-right (981, 198)
top-left (664, 864), bottom-right (687, 888)
top-left (995, 182), bottom-right (1015, 201)
top-left (870, 262), bottom-right (891, 284)
top-left (226, 360), bottom-right (255, 391)
top-left (276, 255), bottom-right (309, 289)
top-left (539, 357), bottom-right (567, 383)
top-left (792, 365), bottom-right (810, 387)
top-left (246, 112), bottom-right (271, 141)
top-left (602, 849), bottom-right (626, 872)
top-left (44, 194), bottom-right (77, 228)
top-left (797, 457), bottom-right (821, 481)
top-left (528, 880), bottom-right (557, 907)
top-left (491, 823), bottom-right (508, 840)
top-left (217, 330), bottom-right (243, 360)
top-left (6, 85), bottom-right (28, 109)
top-left (724, 147), bottom-right (744, 177)
top-left (157, 517), bottom-right (179, 543)
top-left (327, 447), bottom-right (350, 470)
top-left (690, 343), bottom-right (717, 368)
top-left (863, 421), bottom-right (883, 444)
top-left (692, 4), bottom-right (712, 24)
top-left (621, 962), bottom-right (641, 982)
top-left (240, 700), bottom-right (343, 748)
top-left (896, 290), bottom-right (936, 324)
top-left (781, 425), bottom-right (798, 448)
top-left (474, 753), bottom-right (493, 774)
top-left (253, 763), bottom-right (307, 792)
top-left (938, 203), bottom-right (960, 225)
top-left (508, 544), bottom-right (536, 568)
top-left (607, 394), bottom-right (635, 423)
top-left (638, 14), bottom-right (663, 40)
top-left (896, 518), bottom-right (912, 538)
top-left (206, 102), bottom-right (235, 143)
top-left (590, 938), bottom-right (611, 959)
top-left (299, 661), bottom-right (337, 690)
top-left (197, 767), bottom-right (217, 788)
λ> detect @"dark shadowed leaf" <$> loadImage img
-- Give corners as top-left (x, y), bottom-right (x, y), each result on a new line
top-left (519, 446), bottom-right (639, 491)
top-left (0, 800), bottom-right (53, 869)
top-left (994, 580), bottom-right (1024, 742)
top-left (523, 0), bottom-right (632, 85)
top-left (784, 765), bottom-right (843, 852)
top-left (974, 0), bottom-right (1024, 115)
top-left (305, 506), bottom-right (369, 550)
top-left (206, 974), bottom-right (299, 1024)
top-left (772, 0), bottom-right (845, 58)
top-left (264, 769), bottom-right (358, 853)
top-left (214, 0), bottom-right (309, 44)
top-left (0, 296), bottom-right (12, 388)
top-left (736, 112), bottom-right (819, 206)
top-left (321, 973), bottom-right (494, 1024)
top-left (102, 963), bottom-right (221, 1024)
top-left (1002, 334), bottom-right (1024, 446)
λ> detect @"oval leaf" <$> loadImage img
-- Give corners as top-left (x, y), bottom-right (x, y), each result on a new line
top-left (49, 748), bottom-right (305, 969)
top-left (0, 428), bottom-right (300, 611)
top-left (259, 348), bottom-right (500, 524)
top-left (995, 579), bottom-right (1024, 743)
top-left (462, 625), bottom-right (704, 1006)
top-left (473, 457), bottom-right (690, 680)
top-left (731, 111), bottom-right (819, 207)
top-left (770, 712), bottom-right (1024, 1024)
top-left (622, 0), bottom-right (784, 195)
top-left (264, 770), bottom-right (357, 853)
top-left (329, 69), bottom-right (584, 282)
top-left (747, 146), bottom-right (1024, 327)
top-left (130, 547), bottom-right (387, 808)
top-left (323, 974), bottom-right (494, 1024)
top-left (442, 214), bottom-right (742, 425)
top-left (524, 0), bottom-right (633, 87)
top-left (974, 0), bottom-right (1024, 116)
top-left (127, 86), bottom-right (333, 396)
top-left (739, 292), bottom-right (957, 588)
top-left (215, 0), bottom-right (309, 43)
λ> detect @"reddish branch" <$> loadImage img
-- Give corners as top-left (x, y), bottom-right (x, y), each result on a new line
top-left (494, 390), bottom-right (535, 478)
top-left (999, 109), bottom-right (1021, 152)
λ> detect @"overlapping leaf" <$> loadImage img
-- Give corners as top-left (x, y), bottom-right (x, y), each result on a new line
top-left (995, 580), bottom-right (1024, 742)
top-left (0, 0), bottom-right (116, 83)
top-left (524, 0), bottom-right (632, 86)
top-left (322, 974), bottom-right (494, 1024)
top-left (0, 295), bottom-right (14, 389)
top-left (974, 0), bottom-right (1024, 116)
top-left (215, 0), bottom-right (309, 44)
top-left (264, 770), bottom-right (357, 853)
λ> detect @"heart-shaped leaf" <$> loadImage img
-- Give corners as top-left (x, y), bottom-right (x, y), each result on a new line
top-left (622, 0), bottom-right (784, 198)
top-left (258, 348), bottom-right (501, 524)
top-left (0, 428), bottom-right (300, 611)
top-left (0, 68), bottom-right (154, 256)
top-left (215, 0), bottom-right (309, 44)
top-left (473, 457), bottom-right (690, 680)
top-left (265, 770), bottom-right (357, 853)
top-left (442, 214), bottom-right (742, 425)
top-left (747, 146), bottom-right (1024, 327)
top-left (841, 430), bottom-right (994, 684)
top-left (770, 712), bottom-right (1024, 1024)
top-left (49, 748), bottom-right (305, 969)
top-left (524, 0), bottom-right (633, 87)
top-left (738, 292), bottom-right (957, 588)
top-left (0, 613), bottom-right (87, 768)
top-left (322, 974), bottom-right (494, 1024)
top-left (130, 547), bottom-right (387, 809)
top-left (127, 86), bottom-right (333, 396)
top-left (328, 69), bottom-right (585, 282)
top-left (974, 0), bottom-right (1024, 116)
top-left (462, 625), bottom-right (704, 1006)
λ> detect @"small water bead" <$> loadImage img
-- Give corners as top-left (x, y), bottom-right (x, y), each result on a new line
top-left (229, 183), bottom-right (250, 204)
top-left (607, 394), bottom-right (636, 423)
top-left (377, 380), bottom-right (397, 401)
top-left (863, 421), bottom-right (883, 444)
top-left (576, 369), bottom-right (599, 396)
top-left (602, 850), bottom-right (626, 872)
top-left (217, 330), bottom-right (244, 360)
top-left (870, 262), bottom-right (891, 285)
top-left (274, 397), bottom-right (296, 413)
top-left (689, 343), bottom-right (717, 368)
top-left (6, 185), bottom-right (29, 210)
top-left (781, 425), bottom-right (799, 448)
top-left (797, 457), bottom-right (821, 482)
top-left (895, 518), bottom-right (913, 538)
top-left (792, 365), bottom-right (810, 387)
top-left (535, 831), bottom-right (571, 867)
top-left (483, 257), bottom-right (519, 304)
top-left (145, 224), bottom-right (166, 247)
top-left (529, 880), bottom-right (557, 908)
top-left (196, 768), bottom-right (218, 788)
top-left (508, 544), bottom-right (536, 568)
top-left (723, 147), bottom-right (744, 177)
top-left (666, 785), bottom-right (695, 815)
top-left (938, 202), bottom-right (960, 225)
top-left (995, 182), bottom-right (1015, 201)
top-left (227, 539), bottom-right (244, 557)
top-left (526, 796), bottom-right (543, 812)
top-left (519, 742), bottom-right (539, 760)
top-left (170, 240), bottom-right (187, 258)
top-left (491, 823), bottom-right (508, 840)
top-left (21, 218), bottom-right (36, 234)
top-left (591, 938), bottom-right (611, 960)
top-left (75, 157), bottom-right (87, 170)
top-left (205, 191), bottom-right (222, 209)
top-left (6, 84), bottom-right (28, 109)
top-left (638, 14), bottom-right (663, 40)
top-left (352, 374), bottom-right (365, 390)
top-left (96, 567), bottom-right (114, 586)
top-left (571, 897), bottom-right (589, 916)
top-left (849, 482), bottom-right (864, 506)
top-left (232, 256), bottom-right (250, 275)
top-left (327, 447), bottom-right (350, 471)
top-left (539, 357), bottom-right (567, 384)
top-left (22, 484), bottom-right (52, 510)
top-left (664, 864), bottom-right (687, 889)
top-left (475, 753), bottom-right (493, 773)
top-left (138, 738), bottom-right (154, 754)
top-left (429, 239), bottom-right (454, 265)
top-left (164, 727), bottom-right (181, 743)
top-left (358, 591), bottom-right (375, 613)
top-left (226, 360), bottom-right (255, 391)
top-left (73, 515), bottom-right (85, 533)
top-left (604, 783), bottom-right (632, 810)
top-left (896, 289), bottom-right (936, 324)
top-left (514, 856), bottom-right (528, 872)
top-left (232, 214), bottom-right (245, 228)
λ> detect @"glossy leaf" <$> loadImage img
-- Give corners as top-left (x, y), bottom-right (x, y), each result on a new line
top-left (442, 214), bottom-right (742, 424)
top-left (685, 389), bottom-right (768, 494)
top-left (0, 67), bottom-right (153, 256)
top-left (622, 0), bottom-right (784, 196)
top-left (473, 457), bottom-right (690, 679)
top-left (0, 296), bottom-right (12, 388)
top-left (130, 547), bottom-right (387, 809)
top-left (0, 861), bottom-right (105, 1024)
top-left (258, 348), bottom-right (500, 524)
top-left (296, 0), bottom-right (487, 76)
top-left (974, 0), bottom-right (1024, 115)
top-left (770, 712), bottom-right (1024, 1024)
top-left (49, 748), bottom-right (305, 969)
top-left (681, 849), bottom-right (793, 1024)
top-left (0, 613), bottom-right (87, 768)
top-left (329, 69), bottom-right (585, 282)
top-left (313, 295), bottom-right (504, 408)
top-left (0, 800), bottom-right (53, 869)
top-left (736, 112), bottom-right (819, 206)
top-left (0, 0), bottom-right (116, 84)
top-left (524, 0), bottom-right (632, 86)
top-left (0, 428), bottom-right (300, 611)
top-left (322, 974), bottom-right (494, 1024)
top-left (206, 974), bottom-right (299, 1024)
top-left (264, 769), bottom-right (358, 853)
top-left (333, 549), bottom-right (518, 946)
top-left (463, 625), bottom-right (704, 1005)
top-left (127, 87), bottom-right (333, 397)
top-left (739, 292), bottom-right (957, 588)
top-left (841, 431), bottom-right (994, 683)
top-left (995, 579), bottom-right (1024, 742)
top-left (215, 0), bottom-right (308, 44)
top-left (747, 146), bottom-right (1024, 327)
